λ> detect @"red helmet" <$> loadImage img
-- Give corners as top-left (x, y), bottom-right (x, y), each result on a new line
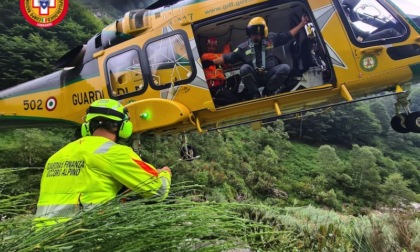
top-left (206, 37), bottom-right (218, 46)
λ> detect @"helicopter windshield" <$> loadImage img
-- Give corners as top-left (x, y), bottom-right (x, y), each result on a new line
top-left (339, 0), bottom-right (407, 43)
top-left (353, 0), bottom-right (397, 33)
top-left (388, 0), bottom-right (420, 30)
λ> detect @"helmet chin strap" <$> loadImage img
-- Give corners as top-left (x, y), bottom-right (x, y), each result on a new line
top-left (114, 121), bottom-right (123, 143)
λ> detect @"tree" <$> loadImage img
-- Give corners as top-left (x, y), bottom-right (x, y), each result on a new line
top-left (396, 159), bottom-right (420, 193)
top-left (255, 145), bottom-right (281, 177)
top-left (408, 85), bottom-right (420, 112)
top-left (0, 33), bottom-right (68, 89)
top-left (362, 146), bottom-right (397, 180)
top-left (285, 103), bottom-right (383, 147)
top-left (346, 145), bottom-right (383, 206)
top-left (284, 110), bottom-right (332, 142)
top-left (317, 145), bottom-right (346, 188)
top-left (0, 128), bottom-right (72, 168)
top-left (369, 101), bottom-right (391, 134)
top-left (381, 173), bottom-right (417, 207)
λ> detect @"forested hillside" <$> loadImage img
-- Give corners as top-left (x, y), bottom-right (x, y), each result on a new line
top-left (1, 1), bottom-right (419, 251)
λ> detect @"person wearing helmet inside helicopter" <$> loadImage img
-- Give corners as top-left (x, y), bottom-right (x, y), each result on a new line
top-left (207, 15), bottom-right (308, 99)
top-left (201, 36), bottom-right (231, 83)
top-left (34, 99), bottom-right (171, 228)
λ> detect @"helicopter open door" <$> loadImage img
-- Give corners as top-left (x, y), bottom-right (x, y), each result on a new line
top-left (192, 0), bottom-right (335, 107)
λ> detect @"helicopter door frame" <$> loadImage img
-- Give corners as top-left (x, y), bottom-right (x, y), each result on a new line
top-left (192, 0), bottom-right (336, 103)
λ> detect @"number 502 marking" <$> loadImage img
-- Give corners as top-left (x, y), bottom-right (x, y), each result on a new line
top-left (23, 99), bottom-right (43, 110)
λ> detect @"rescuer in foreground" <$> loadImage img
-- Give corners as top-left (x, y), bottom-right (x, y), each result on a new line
top-left (34, 99), bottom-right (171, 227)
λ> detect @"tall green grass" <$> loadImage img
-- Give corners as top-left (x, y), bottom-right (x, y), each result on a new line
top-left (1, 168), bottom-right (418, 251)
top-left (1, 182), bottom-right (294, 251)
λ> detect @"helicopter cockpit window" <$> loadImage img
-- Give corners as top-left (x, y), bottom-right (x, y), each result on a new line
top-left (145, 33), bottom-right (193, 88)
top-left (388, 0), bottom-right (420, 30)
top-left (106, 49), bottom-right (145, 98)
top-left (340, 0), bottom-right (406, 43)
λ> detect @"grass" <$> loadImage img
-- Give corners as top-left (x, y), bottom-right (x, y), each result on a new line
top-left (281, 142), bottom-right (319, 178)
top-left (1, 168), bottom-right (419, 251)
top-left (1, 182), bottom-right (295, 252)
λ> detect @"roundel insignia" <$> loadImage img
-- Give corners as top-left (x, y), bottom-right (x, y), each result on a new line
top-left (46, 97), bottom-right (57, 111)
top-left (20, 0), bottom-right (69, 28)
top-left (360, 54), bottom-right (378, 72)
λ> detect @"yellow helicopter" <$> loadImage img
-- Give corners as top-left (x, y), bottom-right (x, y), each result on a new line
top-left (1, 0), bottom-right (420, 158)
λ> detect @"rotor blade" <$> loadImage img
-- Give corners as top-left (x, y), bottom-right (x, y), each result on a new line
top-left (146, 0), bottom-right (180, 9)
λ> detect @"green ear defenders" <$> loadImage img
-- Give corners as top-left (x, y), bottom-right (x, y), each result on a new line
top-left (118, 116), bottom-right (133, 139)
top-left (81, 99), bottom-right (133, 139)
top-left (81, 121), bottom-right (90, 137)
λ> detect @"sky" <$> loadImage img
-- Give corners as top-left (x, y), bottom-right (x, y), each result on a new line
top-left (389, 0), bottom-right (420, 16)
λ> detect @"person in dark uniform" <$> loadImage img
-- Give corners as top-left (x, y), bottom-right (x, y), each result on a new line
top-left (206, 16), bottom-right (308, 99)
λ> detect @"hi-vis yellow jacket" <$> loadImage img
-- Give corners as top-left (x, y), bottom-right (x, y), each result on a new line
top-left (34, 136), bottom-right (171, 227)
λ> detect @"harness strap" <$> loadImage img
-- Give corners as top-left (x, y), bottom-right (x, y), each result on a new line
top-left (250, 40), bottom-right (257, 69)
top-left (261, 39), bottom-right (266, 69)
top-left (250, 39), bottom-right (267, 69)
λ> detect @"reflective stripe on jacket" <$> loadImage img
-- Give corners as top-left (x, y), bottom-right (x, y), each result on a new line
top-left (34, 136), bottom-right (171, 226)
